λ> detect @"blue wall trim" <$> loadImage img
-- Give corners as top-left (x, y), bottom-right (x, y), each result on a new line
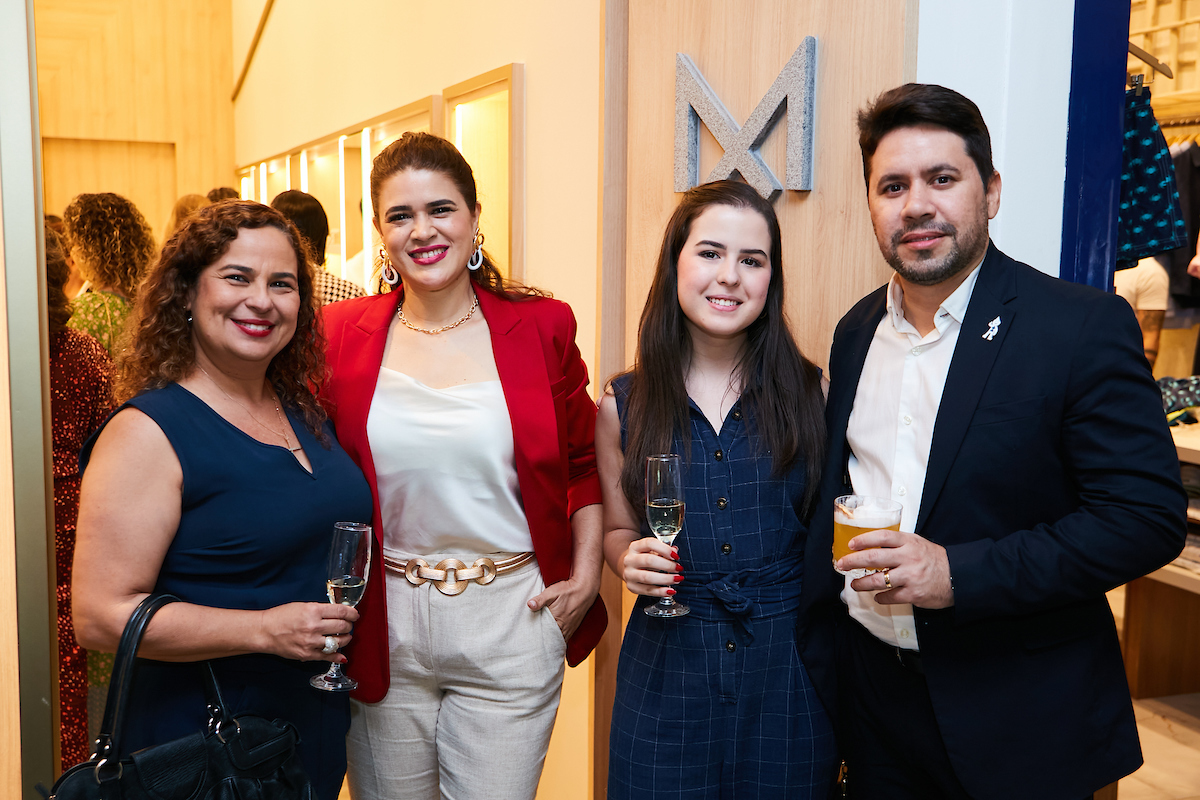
top-left (1059, 0), bottom-right (1131, 288)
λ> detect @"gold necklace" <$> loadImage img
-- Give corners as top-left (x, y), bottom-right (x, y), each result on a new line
top-left (397, 291), bottom-right (478, 335)
top-left (197, 366), bottom-right (302, 453)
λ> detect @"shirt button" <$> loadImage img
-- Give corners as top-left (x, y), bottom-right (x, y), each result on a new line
top-left (903, 415), bottom-right (913, 425)
top-left (721, 543), bottom-right (732, 555)
top-left (900, 629), bottom-right (911, 639)
top-left (714, 449), bottom-right (724, 461)
top-left (725, 640), bottom-right (736, 652)
top-left (911, 347), bottom-right (922, 355)
top-left (731, 409), bottom-right (742, 421)
top-left (897, 487), bottom-right (907, 497)
top-left (716, 497), bottom-right (728, 510)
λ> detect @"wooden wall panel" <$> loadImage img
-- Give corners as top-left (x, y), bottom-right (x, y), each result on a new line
top-left (41, 138), bottom-right (176, 238)
top-left (623, 0), bottom-right (917, 373)
top-left (34, 0), bottom-right (234, 232)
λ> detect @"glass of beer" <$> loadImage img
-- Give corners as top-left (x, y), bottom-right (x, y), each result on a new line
top-left (833, 495), bottom-right (902, 580)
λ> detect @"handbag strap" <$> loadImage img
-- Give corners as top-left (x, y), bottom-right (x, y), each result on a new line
top-left (92, 593), bottom-right (181, 765)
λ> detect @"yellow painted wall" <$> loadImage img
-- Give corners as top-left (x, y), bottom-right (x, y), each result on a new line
top-left (34, 0), bottom-right (235, 236)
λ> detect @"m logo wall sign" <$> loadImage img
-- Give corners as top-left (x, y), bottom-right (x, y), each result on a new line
top-left (674, 37), bottom-right (817, 200)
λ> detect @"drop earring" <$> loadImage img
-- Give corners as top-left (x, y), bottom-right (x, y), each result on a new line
top-left (380, 246), bottom-right (400, 287)
top-left (467, 230), bottom-right (484, 271)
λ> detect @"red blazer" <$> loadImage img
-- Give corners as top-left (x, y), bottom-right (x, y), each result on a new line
top-left (321, 288), bottom-right (607, 703)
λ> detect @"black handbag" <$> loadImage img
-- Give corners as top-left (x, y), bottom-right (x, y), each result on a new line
top-left (50, 594), bottom-right (316, 799)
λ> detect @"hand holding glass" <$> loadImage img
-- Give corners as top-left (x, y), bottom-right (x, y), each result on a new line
top-left (311, 522), bottom-right (372, 692)
top-left (645, 455), bottom-right (689, 618)
top-left (833, 496), bottom-right (902, 580)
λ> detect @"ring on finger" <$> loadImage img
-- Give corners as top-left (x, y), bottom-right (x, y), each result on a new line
top-left (883, 568), bottom-right (893, 591)
top-left (321, 635), bottom-right (338, 655)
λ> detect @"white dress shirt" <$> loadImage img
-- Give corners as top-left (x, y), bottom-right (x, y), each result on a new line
top-left (842, 263), bottom-right (982, 650)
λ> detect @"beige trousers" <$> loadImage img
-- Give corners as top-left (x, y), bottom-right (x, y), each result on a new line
top-left (346, 555), bottom-right (566, 800)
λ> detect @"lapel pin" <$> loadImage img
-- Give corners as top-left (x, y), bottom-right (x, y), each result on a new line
top-left (982, 316), bottom-right (1002, 341)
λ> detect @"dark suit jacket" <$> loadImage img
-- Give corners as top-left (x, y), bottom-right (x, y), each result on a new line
top-left (321, 288), bottom-right (607, 703)
top-left (798, 243), bottom-right (1186, 800)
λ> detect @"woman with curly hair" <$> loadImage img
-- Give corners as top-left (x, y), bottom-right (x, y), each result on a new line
top-left (44, 225), bottom-right (112, 767)
top-left (62, 192), bottom-right (157, 356)
top-left (72, 201), bottom-right (372, 799)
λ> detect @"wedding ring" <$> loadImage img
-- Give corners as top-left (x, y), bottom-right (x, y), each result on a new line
top-left (321, 635), bottom-right (338, 655)
top-left (883, 568), bottom-right (893, 591)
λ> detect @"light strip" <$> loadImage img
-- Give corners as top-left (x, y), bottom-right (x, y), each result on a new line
top-left (338, 135), bottom-right (348, 279)
top-left (361, 127), bottom-right (372, 290)
top-left (285, 154), bottom-right (292, 191)
top-left (259, 161), bottom-right (267, 205)
top-left (300, 149), bottom-right (309, 193)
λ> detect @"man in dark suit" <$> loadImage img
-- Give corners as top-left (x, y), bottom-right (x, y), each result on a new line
top-left (799, 83), bottom-right (1187, 800)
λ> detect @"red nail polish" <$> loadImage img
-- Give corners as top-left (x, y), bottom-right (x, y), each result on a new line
top-left (666, 588), bottom-right (676, 596)
top-left (676, 563), bottom-right (684, 572)
top-left (672, 547), bottom-right (679, 560)
top-left (674, 574), bottom-right (684, 583)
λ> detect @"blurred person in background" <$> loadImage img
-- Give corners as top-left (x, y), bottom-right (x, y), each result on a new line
top-left (163, 193), bottom-right (212, 244)
top-left (207, 186), bottom-right (241, 203)
top-left (46, 213), bottom-right (87, 299)
top-left (271, 189), bottom-right (366, 306)
top-left (44, 224), bottom-right (113, 767)
top-left (62, 192), bottom-right (157, 357)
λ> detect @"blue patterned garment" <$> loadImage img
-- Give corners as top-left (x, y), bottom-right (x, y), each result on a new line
top-left (1117, 88), bottom-right (1188, 271)
top-left (608, 375), bottom-right (837, 800)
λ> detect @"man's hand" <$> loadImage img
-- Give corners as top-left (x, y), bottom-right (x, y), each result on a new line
top-left (836, 529), bottom-right (955, 609)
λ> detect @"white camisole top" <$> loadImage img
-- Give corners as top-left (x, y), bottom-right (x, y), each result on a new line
top-left (365, 368), bottom-right (534, 558)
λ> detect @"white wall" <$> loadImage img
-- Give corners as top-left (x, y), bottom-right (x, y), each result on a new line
top-left (917, 0), bottom-right (1077, 276)
top-left (232, 0), bottom-right (603, 382)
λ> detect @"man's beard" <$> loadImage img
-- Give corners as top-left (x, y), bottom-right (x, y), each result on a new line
top-left (881, 213), bottom-right (988, 287)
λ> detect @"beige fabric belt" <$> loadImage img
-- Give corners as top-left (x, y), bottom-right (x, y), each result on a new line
top-left (383, 552), bottom-right (536, 596)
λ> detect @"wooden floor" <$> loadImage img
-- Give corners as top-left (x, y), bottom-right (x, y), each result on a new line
top-left (1121, 693), bottom-right (1200, 799)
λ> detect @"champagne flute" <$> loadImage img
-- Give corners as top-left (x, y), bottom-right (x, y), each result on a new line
top-left (310, 521), bottom-right (372, 692)
top-left (645, 454), bottom-right (690, 618)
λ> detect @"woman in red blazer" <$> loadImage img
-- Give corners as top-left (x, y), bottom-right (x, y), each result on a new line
top-left (321, 132), bottom-right (605, 800)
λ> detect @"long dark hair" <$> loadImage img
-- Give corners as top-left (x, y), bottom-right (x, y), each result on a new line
top-left (44, 226), bottom-right (73, 334)
top-left (117, 201), bottom-right (328, 439)
top-left (369, 132), bottom-right (544, 299)
top-left (617, 180), bottom-right (826, 516)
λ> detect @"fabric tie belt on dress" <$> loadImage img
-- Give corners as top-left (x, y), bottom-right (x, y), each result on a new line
top-left (383, 552), bottom-right (536, 596)
top-left (682, 555), bottom-right (804, 645)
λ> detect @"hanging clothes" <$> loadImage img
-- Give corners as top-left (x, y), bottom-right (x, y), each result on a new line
top-left (1117, 88), bottom-right (1189, 271)
top-left (1155, 139), bottom-right (1200, 307)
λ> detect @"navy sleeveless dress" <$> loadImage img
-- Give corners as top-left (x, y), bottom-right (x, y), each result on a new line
top-left (608, 375), bottom-right (837, 800)
top-left (80, 383), bottom-right (373, 800)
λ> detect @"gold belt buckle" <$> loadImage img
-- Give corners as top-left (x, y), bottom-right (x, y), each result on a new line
top-left (404, 557), bottom-right (499, 596)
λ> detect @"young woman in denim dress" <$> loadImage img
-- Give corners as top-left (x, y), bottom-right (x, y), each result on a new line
top-left (598, 180), bottom-right (837, 799)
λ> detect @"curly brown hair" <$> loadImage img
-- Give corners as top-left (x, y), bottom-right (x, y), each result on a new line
top-left (115, 201), bottom-right (328, 439)
top-left (44, 226), bottom-right (73, 334)
top-left (369, 132), bottom-right (545, 299)
top-left (61, 193), bottom-right (157, 299)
